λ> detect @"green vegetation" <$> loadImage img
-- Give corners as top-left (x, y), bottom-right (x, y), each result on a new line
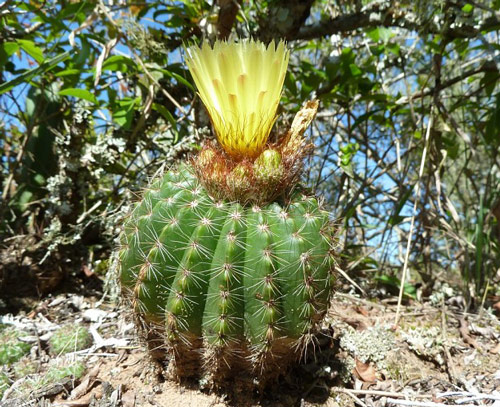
top-left (119, 165), bottom-right (336, 383)
top-left (49, 325), bottom-right (92, 355)
top-left (44, 360), bottom-right (86, 383)
top-left (3, 359), bottom-right (86, 400)
top-left (0, 372), bottom-right (10, 399)
top-left (0, 328), bottom-right (31, 365)
top-left (0, 1), bottom-right (498, 316)
top-left (12, 358), bottom-right (39, 380)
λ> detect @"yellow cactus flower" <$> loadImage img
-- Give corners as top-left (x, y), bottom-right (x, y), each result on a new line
top-left (185, 39), bottom-right (289, 159)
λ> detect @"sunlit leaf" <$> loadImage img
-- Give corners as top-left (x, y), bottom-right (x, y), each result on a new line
top-left (59, 88), bottom-right (98, 104)
top-left (102, 55), bottom-right (137, 73)
top-left (0, 50), bottom-right (72, 94)
top-left (17, 39), bottom-right (45, 63)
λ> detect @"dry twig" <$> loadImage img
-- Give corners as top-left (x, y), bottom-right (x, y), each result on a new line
top-left (440, 301), bottom-right (459, 385)
top-left (394, 106), bottom-right (434, 326)
top-left (332, 387), bottom-right (433, 400)
top-left (387, 399), bottom-right (478, 407)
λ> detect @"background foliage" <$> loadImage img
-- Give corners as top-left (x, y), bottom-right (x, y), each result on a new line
top-left (0, 0), bottom-right (499, 307)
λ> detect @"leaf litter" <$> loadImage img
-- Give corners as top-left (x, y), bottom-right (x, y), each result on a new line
top-left (0, 288), bottom-right (499, 407)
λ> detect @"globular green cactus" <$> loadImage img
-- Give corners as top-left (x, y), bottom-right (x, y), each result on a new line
top-left (119, 165), bottom-right (336, 384)
top-left (12, 357), bottom-right (39, 379)
top-left (44, 360), bottom-right (86, 383)
top-left (0, 371), bottom-right (9, 399)
top-left (0, 328), bottom-right (31, 365)
top-left (49, 325), bottom-right (92, 355)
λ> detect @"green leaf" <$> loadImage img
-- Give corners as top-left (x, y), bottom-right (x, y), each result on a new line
top-left (102, 55), bottom-right (137, 73)
top-left (0, 42), bottom-right (19, 69)
top-left (112, 98), bottom-right (138, 129)
top-left (153, 103), bottom-right (179, 142)
top-left (352, 109), bottom-right (383, 130)
top-left (389, 188), bottom-right (412, 226)
top-left (59, 88), bottom-right (97, 104)
top-left (16, 189), bottom-right (34, 212)
top-left (17, 39), bottom-right (45, 63)
top-left (462, 3), bottom-right (473, 13)
top-left (73, 38), bottom-right (90, 68)
top-left (2, 42), bottom-right (19, 57)
top-left (349, 63), bottom-right (362, 77)
top-left (54, 68), bottom-right (82, 77)
top-left (165, 15), bottom-right (184, 28)
top-left (480, 70), bottom-right (499, 97)
top-left (0, 50), bottom-right (73, 95)
top-left (163, 69), bottom-right (194, 91)
top-left (339, 143), bottom-right (359, 177)
top-left (153, 103), bottom-right (176, 127)
top-left (284, 71), bottom-right (298, 95)
top-left (366, 27), bottom-right (393, 43)
top-left (485, 95), bottom-right (500, 146)
top-left (105, 161), bottom-right (128, 175)
top-left (387, 43), bottom-right (400, 56)
top-left (375, 275), bottom-right (417, 299)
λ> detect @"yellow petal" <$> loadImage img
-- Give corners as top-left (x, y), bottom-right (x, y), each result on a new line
top-left (185, 38), bottom-right (289, 159)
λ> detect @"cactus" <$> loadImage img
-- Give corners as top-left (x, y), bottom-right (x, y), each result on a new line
top-left (12, 357), bottom-right (39, 380)
top-left (44, 360), bottom-right (86, 383)
top-left (117, 39), bottom-right (338, 388)
top-left (119, 164), bottom-right (336, 383)
top-left (0, 371), bottom-right (9, 399)
top-left (0, 328), bottom-right (31, 365)
top-left (5, 359), bottom-right (86, 400)
top-left (49, 325), bottom-right (92, 355)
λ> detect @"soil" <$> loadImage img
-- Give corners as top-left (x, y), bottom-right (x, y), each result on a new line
top-left (1, 284), bottom-right (499, 407)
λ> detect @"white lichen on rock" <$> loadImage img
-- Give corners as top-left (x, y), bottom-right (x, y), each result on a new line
top-left (340, 324), bottom-right (396, 368)
top-left (401, 326), bottom-right (445, 365)
top-left (429, 282), bottom-right (454, 305)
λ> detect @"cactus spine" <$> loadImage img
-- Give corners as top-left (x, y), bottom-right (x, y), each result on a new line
top-left (117, 39), bottom-right (338, 387)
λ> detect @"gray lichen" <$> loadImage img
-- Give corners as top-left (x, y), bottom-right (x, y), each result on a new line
top-left (400, 326), bottom-right (445, 365)
top-left (340, 325), bottom-right (396, 368)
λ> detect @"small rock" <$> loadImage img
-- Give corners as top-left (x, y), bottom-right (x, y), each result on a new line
top-left (83, 309), bottom-right (108, 322)
top-left (48, 297), bottom-right (66, 307)
top-left (68, 295), bottom-right (85, 310)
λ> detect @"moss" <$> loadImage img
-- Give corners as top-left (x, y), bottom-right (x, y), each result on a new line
top-left (0, 329), bottom-right (31, 365)
top-left (49, 325), bottom-right (92, 355)
top-left (382, 348), bottom-right (438, 383)
top-left (384, 358), bottom-right (403, 381)
top-left (93, 258), bottom-right (109, 276)
top-left (384, 351), bottom-right (413, 382)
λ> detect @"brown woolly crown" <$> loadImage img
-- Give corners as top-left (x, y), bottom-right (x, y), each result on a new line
top-left (191, 100), bottom-right (319, 205)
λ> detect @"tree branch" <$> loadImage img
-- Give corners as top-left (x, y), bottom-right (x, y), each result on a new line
top-left (258, 0), bottom-right (315, 42)
top-left (295, 4), bottom-right (500, 41)
top-left (216, 0), bottom-right (242, 40)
